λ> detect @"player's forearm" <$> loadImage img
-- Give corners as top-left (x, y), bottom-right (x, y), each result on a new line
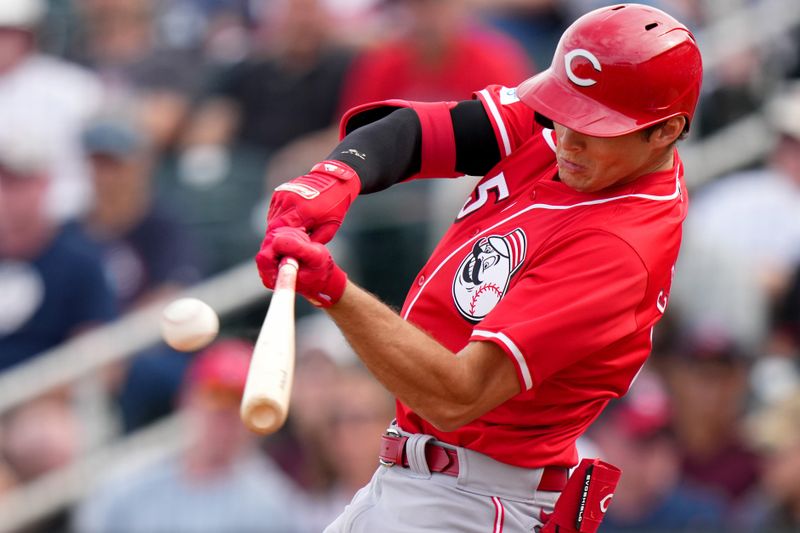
top-left (326, 281), bottom-right (489, 431)
top-left (331, 108), bottom-right (421, 194)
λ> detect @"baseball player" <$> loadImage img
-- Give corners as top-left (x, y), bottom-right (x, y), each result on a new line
top-left (256, 4), bottom-right (702, 532)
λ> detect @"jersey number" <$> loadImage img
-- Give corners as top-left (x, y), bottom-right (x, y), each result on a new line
top-left (456, 173), bottom-right (510, 220)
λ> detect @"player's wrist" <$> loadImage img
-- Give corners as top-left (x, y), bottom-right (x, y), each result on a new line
top-left (310, 160), bottom-right (361, 185)
top-left (271, 160), bottom-right (361, 205)
top-left (305, 160), bottom-right (362, 197)
top-left (267, 160), bottom-right (362, 243)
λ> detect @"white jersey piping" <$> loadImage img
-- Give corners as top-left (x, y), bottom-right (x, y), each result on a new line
top-left (473, 330), bottom-right (533, 391)
top-left (402, 167), bottom-right (681, 322)
top-left (479, 89), bottom-right (512, 157)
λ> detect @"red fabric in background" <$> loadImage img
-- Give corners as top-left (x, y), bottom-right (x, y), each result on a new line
top-left (337, 27), bottom-right (533, 113)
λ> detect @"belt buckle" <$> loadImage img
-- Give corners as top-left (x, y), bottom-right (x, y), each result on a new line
top-left (379, 427), bottom-right (402, 467)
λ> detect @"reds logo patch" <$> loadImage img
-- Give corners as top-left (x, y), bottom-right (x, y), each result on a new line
top-left (452, 229), bottom-right (527, 322)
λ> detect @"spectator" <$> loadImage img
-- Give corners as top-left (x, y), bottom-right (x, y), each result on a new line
top-left (337, 0), bottom-right (532, 111)
top-left (591, 371), bottom-right (726, 532)
top-left (695, 46), bottom-right (765, 138)
top-left (182, 0), bottom-right (353, 156)
top-left (166, 0), bottom-right (356, 274)
top-left (73, 339), bottom-right (303, 533)
top-left (673, 81), bottom-right (800, 348)
top-left (0, 0), bottom-right (104, 223)
top-left (2, 396), bottom-right (82, 532)
top-left (661, 325), bottom-right (761, 513)
top-left (2, 397), bottom-right (80, 484)
top-left (263, 313), bottom-right (356, 500)
top-left (81, 113), bottom-right (203, 311)
top-left (745, 391), bottom-right (800, 532)
top-left (69, 0), bottom-right (208, 151)
top-left (302, 365), bottom-right (395, 532)
top-left (79, 112), bottom-right (204, 431)
top-left (0, 132), bottom-right (116, 371)
top-left (704, 82), bottom-right (800, 291)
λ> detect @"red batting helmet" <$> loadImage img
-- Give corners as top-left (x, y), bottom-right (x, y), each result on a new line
top-left (517, 3), bottom-right (703, 137)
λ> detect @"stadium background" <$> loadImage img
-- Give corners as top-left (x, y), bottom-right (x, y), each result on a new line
top-left (0, 0), bottom-right (799, 531)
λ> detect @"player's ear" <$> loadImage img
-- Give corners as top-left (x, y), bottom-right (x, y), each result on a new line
top-left (648, 116), bottom-right (686, 148)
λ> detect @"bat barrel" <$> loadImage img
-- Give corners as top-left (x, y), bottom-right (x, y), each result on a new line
top-left (240, 258), bottom-right (298, 435)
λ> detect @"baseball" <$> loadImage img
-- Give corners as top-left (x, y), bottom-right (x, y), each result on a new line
top-left (160, 298), bottom-right (219, 352)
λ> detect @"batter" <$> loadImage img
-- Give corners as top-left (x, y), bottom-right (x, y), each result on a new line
top-left (257, 4), bottom-right (703, 532)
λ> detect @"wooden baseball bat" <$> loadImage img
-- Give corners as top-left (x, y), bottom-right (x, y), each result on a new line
top-left (240, 257), bottom-right (299, 434)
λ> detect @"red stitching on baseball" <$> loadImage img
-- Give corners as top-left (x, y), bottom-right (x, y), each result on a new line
top-left (469, 283), bottom-right (502, 315)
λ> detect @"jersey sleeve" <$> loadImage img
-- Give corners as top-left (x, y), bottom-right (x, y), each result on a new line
top-left (474, 84), bottom-right (538, 158)
top-left (470, 229), bottom-right (649, 392)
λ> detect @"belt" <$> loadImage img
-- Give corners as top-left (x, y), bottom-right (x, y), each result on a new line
top-left (378, 433), bottom-right (569, 492)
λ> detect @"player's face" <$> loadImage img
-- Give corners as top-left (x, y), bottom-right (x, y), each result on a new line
top-left (552, 123), bottom-right (675, 193)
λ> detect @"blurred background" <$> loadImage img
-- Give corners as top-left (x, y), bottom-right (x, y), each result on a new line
top-left (0, 0), bottom-right (798, 531)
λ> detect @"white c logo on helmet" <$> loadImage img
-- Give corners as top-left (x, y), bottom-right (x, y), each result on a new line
top-left (564, 49), bottom-right (602, 87)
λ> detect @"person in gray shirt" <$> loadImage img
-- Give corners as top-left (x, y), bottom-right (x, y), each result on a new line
top-left (73, 339), bottom-right (303, 533)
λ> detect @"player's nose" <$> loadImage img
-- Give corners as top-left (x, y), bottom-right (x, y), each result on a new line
top-left (554, 123), bottom-right (585, 152)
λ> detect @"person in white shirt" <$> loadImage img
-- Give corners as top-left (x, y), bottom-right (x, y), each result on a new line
top-left (0, 0), bottom-right (104, 222)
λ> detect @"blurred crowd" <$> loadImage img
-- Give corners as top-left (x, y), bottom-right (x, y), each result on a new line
top-left (0, 0), bottom-right (799, 531)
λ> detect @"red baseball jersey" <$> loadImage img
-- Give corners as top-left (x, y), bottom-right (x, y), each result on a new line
top-left (397, 84), bottom-right (688, 468)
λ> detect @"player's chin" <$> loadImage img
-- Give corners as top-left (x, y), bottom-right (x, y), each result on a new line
top-left (559, 171), bottom-right (597, 193)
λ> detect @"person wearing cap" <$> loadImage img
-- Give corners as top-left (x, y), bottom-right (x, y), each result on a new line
top-left (660, 325), bottom-right (761, 511)
top-left (0, 129), bottom-right (116, 371)
top-left (255, 3), bottom-right (702, 532)
top-left (81, 114), bottom-right (202, 312)
top-left (590, 368), bottom-right (732, 533)
top-left (0, 0), bottom-right (104, 223)
top-left (79, 113), bottom-right (206, 432)
top-left (589, 372), bottom-right (726, 532)
top-left (73, 339), bottom-right (303, 533)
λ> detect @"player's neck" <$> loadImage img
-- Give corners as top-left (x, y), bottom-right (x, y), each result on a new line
top-left (647, 147), bottom-right (676, 175)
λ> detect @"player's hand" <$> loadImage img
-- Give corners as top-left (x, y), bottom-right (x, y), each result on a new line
top-left (256, 227), bottom-right (347, 308)
top-left (267, 160), bottom-right (361, 244)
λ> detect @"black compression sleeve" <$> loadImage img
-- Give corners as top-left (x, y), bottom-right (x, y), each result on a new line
top-left (328, 100), bottom-right (501, 194)
top-left (330, 108), bottom-right (421, 194)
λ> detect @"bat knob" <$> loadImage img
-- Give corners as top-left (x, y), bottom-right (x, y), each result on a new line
top-left (242, 400), bottom-right (285, 434)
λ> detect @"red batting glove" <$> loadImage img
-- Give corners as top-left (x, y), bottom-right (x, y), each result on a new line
top-left (268, 160), bottom-right (361, 244)
top-left (255, 227), bottom-right (347, 308)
